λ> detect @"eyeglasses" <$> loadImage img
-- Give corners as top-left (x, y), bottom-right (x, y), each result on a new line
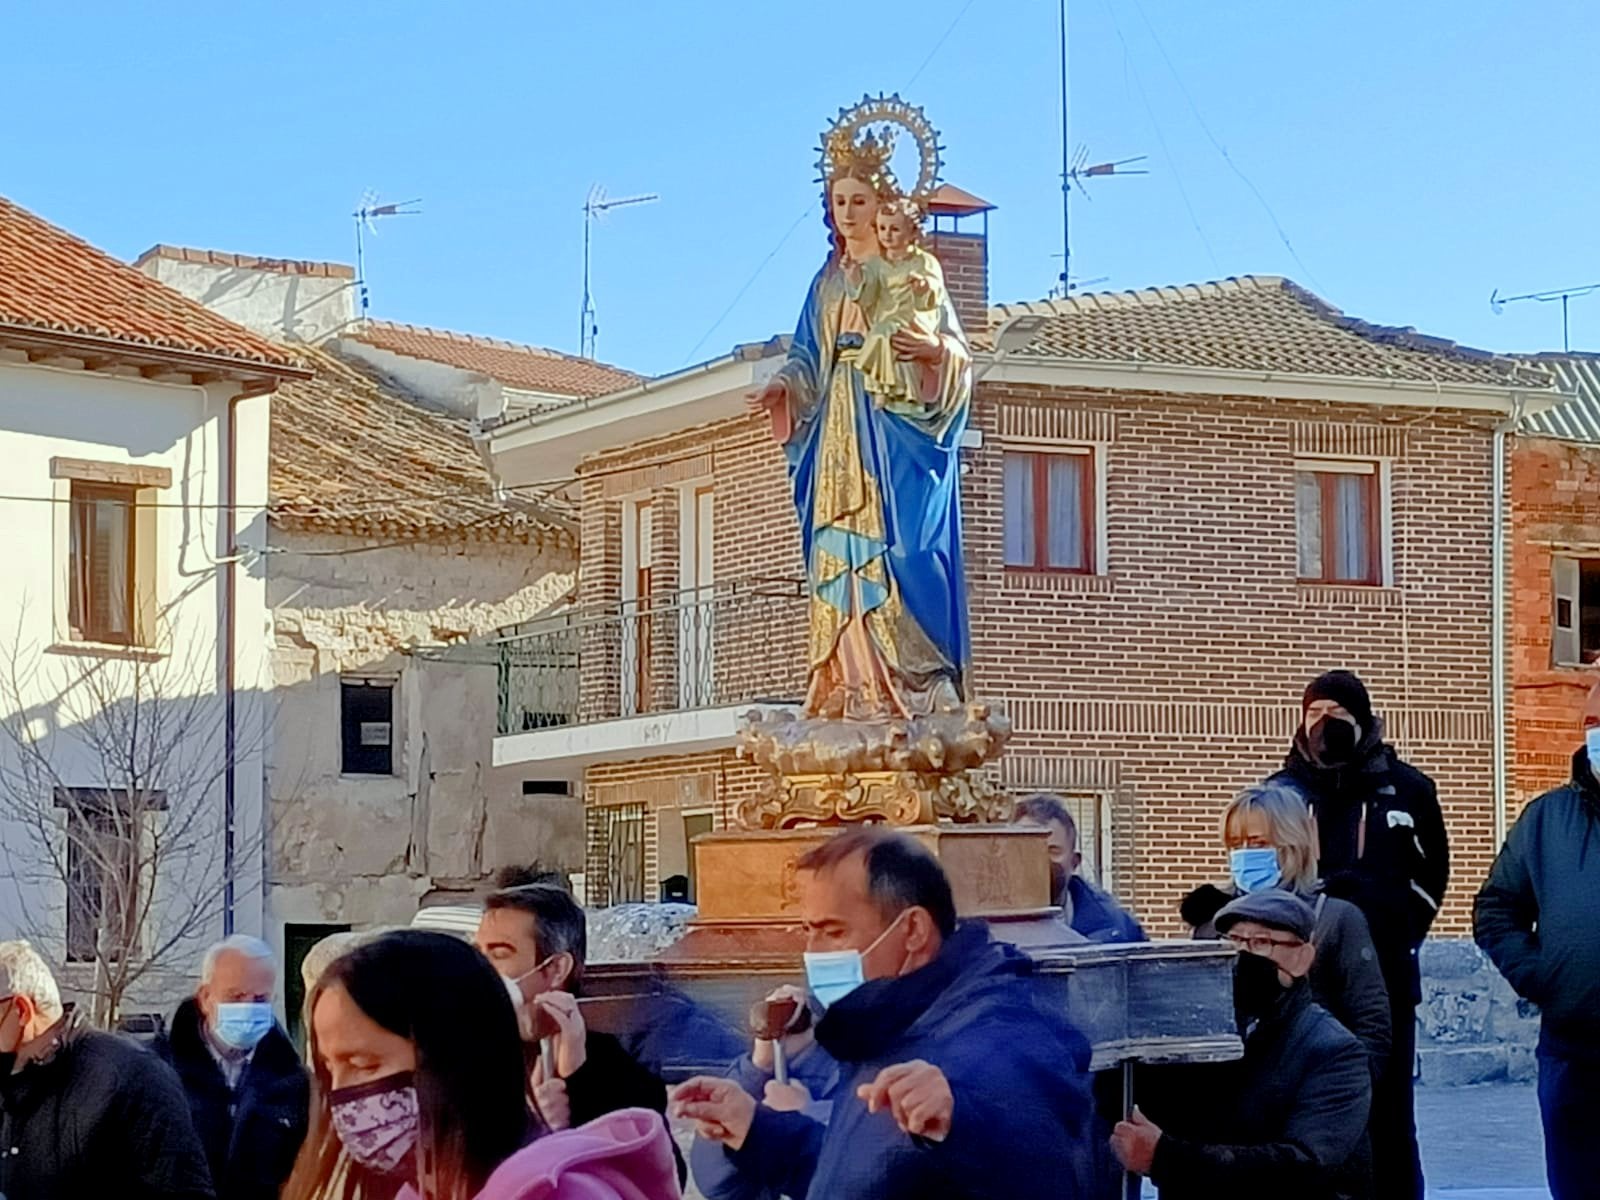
top-left (1224, 932), bottom-right (1305, 955)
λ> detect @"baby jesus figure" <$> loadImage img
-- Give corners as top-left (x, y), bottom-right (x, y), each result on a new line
top-left (848, 197), bottom-right (947, 407)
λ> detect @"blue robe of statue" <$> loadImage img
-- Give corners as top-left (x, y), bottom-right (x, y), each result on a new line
top-left (775, 254), bottom-right (973, 721)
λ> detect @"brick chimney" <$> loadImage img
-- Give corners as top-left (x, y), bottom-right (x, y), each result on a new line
top-left (926, 183), bottom-right (995, 338)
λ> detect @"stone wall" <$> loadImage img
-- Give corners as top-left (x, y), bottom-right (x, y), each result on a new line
top-left (1417, 938), bottom-right (1541, 1087)
top-left (266, 528), bottom-right (582, 942)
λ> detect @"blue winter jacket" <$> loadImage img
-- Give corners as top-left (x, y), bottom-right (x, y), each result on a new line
top-left (729, 922), bottom-right (1096, 1200)
top-left (1065, 875), bottom-right (1147, 944)
top-left (690, 1041), bottom-right (842, 1200)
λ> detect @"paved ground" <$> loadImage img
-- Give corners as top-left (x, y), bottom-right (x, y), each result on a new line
top-left (1418, 1082), bottom-right (1548, 1199)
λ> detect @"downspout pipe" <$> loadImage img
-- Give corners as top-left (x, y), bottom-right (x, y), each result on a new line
top-left (1491, 397), bottom-right (1525, 850)
top-left (223, 391), bottom-right (240, 935)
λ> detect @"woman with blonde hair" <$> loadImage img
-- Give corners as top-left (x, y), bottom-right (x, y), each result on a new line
top-left (1183, 781), bottom-right (1392, 1077)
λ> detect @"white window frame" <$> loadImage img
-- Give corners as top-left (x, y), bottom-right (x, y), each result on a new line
top-left (999, 440), bottom-right (1110, 575)
top-left (1293, 457), bottom-right (1392, 587)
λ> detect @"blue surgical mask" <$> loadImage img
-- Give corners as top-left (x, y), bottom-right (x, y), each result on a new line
top-left (1585, 726), bottom-right (1600, 768)
top-left (213, 1002), bottom-right (274, 1052)
top-left (1229, 847), bottom-right (1282, 895)
top-left (803, 910), bottom-right (908, 1009)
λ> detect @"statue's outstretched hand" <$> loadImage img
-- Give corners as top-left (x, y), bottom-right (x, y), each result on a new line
top-left (746, 378), bottom-right (787, 414)
top-left (891, 328), bottom-right (942, 364)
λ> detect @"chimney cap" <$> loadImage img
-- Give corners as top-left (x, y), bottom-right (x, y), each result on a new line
top-left (925, 183), bottom-right (995, 216)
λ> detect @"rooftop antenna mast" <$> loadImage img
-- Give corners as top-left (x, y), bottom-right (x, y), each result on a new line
top-left (1491, 281), bottom-right (1600, 352)
top-left (581, 186), bottom-right (659, 358)
top-left (1055, 1), bottom-right (1146, 298)
top-left (353, 192), bottom-right (422, 316)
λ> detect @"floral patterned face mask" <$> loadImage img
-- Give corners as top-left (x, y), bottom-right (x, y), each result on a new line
top-left (329, 1070), bottom-right (420, 1179)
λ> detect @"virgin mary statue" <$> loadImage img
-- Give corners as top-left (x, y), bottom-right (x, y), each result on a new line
top-left (751, 118), bottom-right (973, 723)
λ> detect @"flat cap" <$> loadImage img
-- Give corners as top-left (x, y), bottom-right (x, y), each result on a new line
top-left (1215, 890), bottom-right (1316, 942)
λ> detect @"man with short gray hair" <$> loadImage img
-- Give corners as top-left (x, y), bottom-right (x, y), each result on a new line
top-left (156, 935), bottom-right (308, 1200)
top-left (0, 939), bottom-right (213, 1199)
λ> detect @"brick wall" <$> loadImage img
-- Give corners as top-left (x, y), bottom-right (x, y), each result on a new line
top-left (927, 230), bottom-right (988, 337)
top-left (1510, 434), bottom-right (1600, 809)
top-left (572, 385), bottom-right (1504, 937)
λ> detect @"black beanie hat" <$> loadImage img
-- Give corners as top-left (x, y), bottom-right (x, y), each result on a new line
top-left (1302, 670), bottom-right (1373, 729)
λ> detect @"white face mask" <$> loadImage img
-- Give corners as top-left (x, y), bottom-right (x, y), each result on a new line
top-left (501, 955), bottom-right (559, 1011)
top-left (803, 909), bottom-right (909, 1009)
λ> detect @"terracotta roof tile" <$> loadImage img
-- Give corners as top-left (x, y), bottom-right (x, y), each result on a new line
top-left (0, 195), bottom-right (301, 371)
top-left (349, 320), bottom-right (640, 398)
top-left (989, 275), bottom-right (1549, 388)
top-left (269, 344), bottom-right (570, 540)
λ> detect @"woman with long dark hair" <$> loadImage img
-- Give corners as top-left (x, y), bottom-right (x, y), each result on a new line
top-left (283, 930), bottom-right (678, 1200)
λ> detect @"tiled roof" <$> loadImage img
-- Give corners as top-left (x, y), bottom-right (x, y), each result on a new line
top-left (989, 275), bottom-right (1550, 388)
top-left (269, 344), bottom-right (570, 541)
top-left (349, 320), bottom-right (640, 398)
top-left (134, 243), bottom-right (355, 280)
top-left (1520, 354), bottom-right (1600, 442)
top-left (0, 195), bottom-right (302, 372)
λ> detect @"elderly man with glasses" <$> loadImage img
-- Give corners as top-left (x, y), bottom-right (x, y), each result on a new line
top-left (1111, 891), bottom-right (1374, 1200)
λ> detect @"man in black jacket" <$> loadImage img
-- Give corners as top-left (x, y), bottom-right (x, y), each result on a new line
top-left (0, 939), bottom-right (214, 1199)
top-left (157, 935), bottom-right (309, 1200)
top-left (1272, 669), bottom-right (1447, 1200)
top-left (1113, 891), bottom-right (1372, 1200)
top-left (1475, 679), bottom-right (1600, 1200)
top-left (474, 878), bottom-right (684, 1182)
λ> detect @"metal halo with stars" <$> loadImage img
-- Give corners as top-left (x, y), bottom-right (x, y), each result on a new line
top-left (817, 93), bottom-right (944, 201)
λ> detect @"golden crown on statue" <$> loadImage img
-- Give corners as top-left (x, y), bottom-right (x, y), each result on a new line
top-left (817, 93), bottom-right (943, 201)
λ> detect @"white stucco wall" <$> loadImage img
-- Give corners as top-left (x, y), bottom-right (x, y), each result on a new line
top-left (0, 359), bottom-right (270, 1014)
top-left (139, 257), bottom-right (359, 346)
top-left (264, 530), bottom-right (582, 947)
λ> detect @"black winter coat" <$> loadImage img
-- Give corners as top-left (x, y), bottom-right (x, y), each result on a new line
top-left (1141, 983), bottom-right (1373, 1200)
top-left (156, 998), bottom-right (309, 1200)
top-left (0, 1015), bottom-right (215, 1200)
top-left (1185, 884), bottom-right (1391, 1081)
top-left (1273, 726), bottom-right (1449, 1002)
top-left (1474, 748), bottom-right (1600, 1062)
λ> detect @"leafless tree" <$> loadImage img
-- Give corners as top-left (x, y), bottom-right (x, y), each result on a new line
top-left (0, 615), bottom-right (263, 1026)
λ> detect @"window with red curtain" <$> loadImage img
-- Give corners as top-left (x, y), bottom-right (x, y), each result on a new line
top-left (1003, 450), bottom-right (1094, 574)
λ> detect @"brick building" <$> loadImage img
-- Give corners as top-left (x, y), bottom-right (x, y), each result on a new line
top-left (487, 199), bottom-right (1558, 935)
top-left (1510, 354), bottom-right (1600, 808)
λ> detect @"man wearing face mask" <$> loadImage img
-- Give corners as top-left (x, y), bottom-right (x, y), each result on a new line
top-left (1475, 678), bottom-right (1600, 1200)
top-left (156, 935), bottom-right (309, 1200)
top-left (672, 827), bottom-right (1097, 1200)
top-left (473, 880), bottom-right (682, 1183)
top-left (0, 939), bottom-right (214, 1200)
top-left (1014, 793), bottom-right (1145, 943)
top-left (1270, 668), bottom-right (1446, 1200)
top-left (1113, 891), bottom-right (1372, 1200)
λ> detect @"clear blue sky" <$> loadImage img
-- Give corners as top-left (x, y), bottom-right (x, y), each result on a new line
top-left (4, 1), bottom-right (1597, 376)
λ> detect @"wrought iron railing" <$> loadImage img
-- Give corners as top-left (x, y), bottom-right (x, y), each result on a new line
top-left (495, 578), bottom-right (809, 736)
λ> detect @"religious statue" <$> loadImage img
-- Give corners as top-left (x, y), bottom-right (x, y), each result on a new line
top-left (737, 96), bottom-right (1010, 831)
top-left (749, 97), bottom-right (973, 723)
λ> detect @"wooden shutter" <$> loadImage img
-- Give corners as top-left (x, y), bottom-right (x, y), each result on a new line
top-left (1553, 556), bottom-right (1581, 666)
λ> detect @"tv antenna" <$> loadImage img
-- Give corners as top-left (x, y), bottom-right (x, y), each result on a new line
top-left (353, 192), bottom-right (421, 316)
top-left (1491, 281), bottom-right (1600, 352)
top-left (1056, 1), bottom-right (1145, 297)
top-left (581, 186), bottom-right (658, 358)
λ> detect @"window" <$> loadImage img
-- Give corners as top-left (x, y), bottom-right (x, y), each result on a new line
top-left (598, 803), bottom-right (645, 905)
top-left (1296, 462), bottom-right (1382, 585)
top-left (622, 501), bottom-right (655, 716)
top-left (56, 788), bottom-right (160, 964)
top-left (1552, 557), bottom-right (1600, 666)
top-left (68, 483), bottom-right (137, 644)
top-left (521, 780), bottom-right (570, 796)
top-left (1003, 449), bottom-right (1094, 573)
top-left (341, 679), bottom-right (395, 775)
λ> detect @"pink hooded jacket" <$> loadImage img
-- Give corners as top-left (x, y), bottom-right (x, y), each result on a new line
top-left (398, 1109), bottom-right (680, 1200)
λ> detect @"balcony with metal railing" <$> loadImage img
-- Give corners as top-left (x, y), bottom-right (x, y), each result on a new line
top-left (491, 577), bottom-right (809, 764)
